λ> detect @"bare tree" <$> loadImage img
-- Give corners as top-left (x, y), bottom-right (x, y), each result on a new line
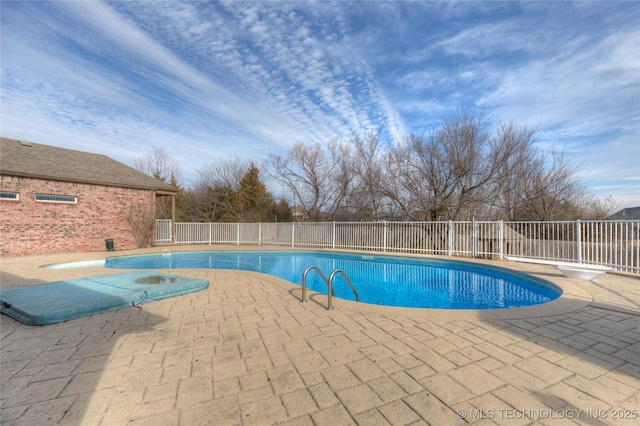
top-left (490, 121), bottom-right (538, 220)
top-left (126, 191), bottom-right (156, 248)
top-left (132, 146), bottom-right (181, 183)
top-left (171, 107), bottom-right (598, 223)
top-left (131, 147), bottom-right (183, 220)
top-left (575, 194), bottom-right (618, 219)
top-left (269, 140), bottom-right (352, 221)
top-left (373, 110), bottom-right (550, 221)
top-left (182, 182), bottom-right (229, 222)
top-left (382, 108), bottom-right (510, 220)
top-left (194, 158), bottom-right (250, 191)
top-left (186, 158), bottom-right (251, 222)
top-left (381, 133), bottom-right (435, 220)
top-left (343, 133), bottom-right (390, 220)
top-left (517, 148), bottom-right (585, 220)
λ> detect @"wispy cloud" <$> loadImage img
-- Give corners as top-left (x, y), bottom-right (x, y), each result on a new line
top-left (409, 3), bottom-right (640, 202)
top-left (1, 1), bottom-right (638, 203)
top-left (475, 27), bottom-right (640, 192)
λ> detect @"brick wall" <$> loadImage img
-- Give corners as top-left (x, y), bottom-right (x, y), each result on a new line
top-left (0, 175), bottom-right (157, 256)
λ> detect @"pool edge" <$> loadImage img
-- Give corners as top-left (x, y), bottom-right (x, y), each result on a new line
top-left (22, 246), bottom-right (597, 321)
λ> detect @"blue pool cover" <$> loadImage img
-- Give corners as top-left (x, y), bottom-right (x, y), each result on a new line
top-left (0, 271), bottom-right (209, 325)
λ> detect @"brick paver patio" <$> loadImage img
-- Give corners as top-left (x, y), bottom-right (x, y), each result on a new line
top-left (1, 247), bottom-right (638, 425)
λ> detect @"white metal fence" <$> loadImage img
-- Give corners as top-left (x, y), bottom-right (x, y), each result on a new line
top-left (156, 220), bottom-right (640, 274)
top-left (156, 219), bottom-right (172, 243)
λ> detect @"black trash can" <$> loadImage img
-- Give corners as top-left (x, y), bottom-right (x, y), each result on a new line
top-left (105, 238), bottom-right (114, 251)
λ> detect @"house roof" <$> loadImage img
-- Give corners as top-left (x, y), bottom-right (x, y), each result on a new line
top-left (0, 137), bottom-right (177, 194)
top-left (607, 207), bottom-right (640, 220)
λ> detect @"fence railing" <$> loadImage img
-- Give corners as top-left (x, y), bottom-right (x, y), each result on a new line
top-left (156, 219), bottom-right (172, 243)
top-left (155, 220), bottom-right (640, 274)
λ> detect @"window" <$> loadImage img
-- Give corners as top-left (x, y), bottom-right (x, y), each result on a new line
top-left (0, 191), bottom-right (19, 200)
top-left (35, 194), bottom-right (77, 203)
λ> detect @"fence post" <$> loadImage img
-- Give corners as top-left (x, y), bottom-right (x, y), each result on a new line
top-left (498, 220), bottom-right (504, 259)
top-left (383, 221), bottom-right (388, 253)
top-left (292, 222), bottom-right (295, 247)
top-left (259, 223), bottom-right (262, 246)
top-left (472, 218), bottom-right (477, 258)
top-left (448, 221), bottom-right (453, 256)
top-left (237, 223), bottom-right (240, 245)
top-left (209, 223), bottom-right (212, 245)
top-left (576, 220), bottom-right (582, 263)
top-left (332, 222), bottom-right (336, 249)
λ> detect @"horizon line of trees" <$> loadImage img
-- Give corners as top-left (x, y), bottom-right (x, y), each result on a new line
top-left (133, 108), bottom-right (616, 223)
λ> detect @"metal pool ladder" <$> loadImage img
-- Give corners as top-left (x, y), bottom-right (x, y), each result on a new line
top-left (301, 266), bottom-right (360, 310)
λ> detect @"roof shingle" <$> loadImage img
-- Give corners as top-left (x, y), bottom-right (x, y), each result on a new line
top-left (0, 137), bottom-right (177, 194)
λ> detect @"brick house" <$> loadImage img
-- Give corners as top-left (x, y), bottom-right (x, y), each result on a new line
top-left (0, 137), bottom-right (177, 256)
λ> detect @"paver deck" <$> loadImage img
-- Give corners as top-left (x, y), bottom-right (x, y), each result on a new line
top-left (1, 246), bottom-right (639, 425)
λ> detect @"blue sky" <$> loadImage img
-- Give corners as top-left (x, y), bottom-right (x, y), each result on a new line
top-left (2, 1), bottom-right (639, 206)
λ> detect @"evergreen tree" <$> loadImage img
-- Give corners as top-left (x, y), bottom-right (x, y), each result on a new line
top-left (221, 163), bottom-right (286, 222)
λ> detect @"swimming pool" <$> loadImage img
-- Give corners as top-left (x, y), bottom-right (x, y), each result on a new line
top-left (106, 251), bottom-right (561, 309)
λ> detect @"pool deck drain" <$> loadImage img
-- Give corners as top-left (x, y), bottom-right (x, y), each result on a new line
top-left (1, 246), bottom-right (638, 425)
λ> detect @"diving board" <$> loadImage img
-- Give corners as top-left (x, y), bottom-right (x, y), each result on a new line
top-left (505, 256), bottom-right (613, 281)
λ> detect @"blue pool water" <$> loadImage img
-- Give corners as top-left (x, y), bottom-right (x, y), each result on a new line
top-left (106, 251), bottom-right (561, 309)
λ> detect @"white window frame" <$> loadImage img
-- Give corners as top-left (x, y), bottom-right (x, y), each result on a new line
top-left (0, 191), bottom-right (19, 201)
top-left (35, 194), bottom-right (77, 204)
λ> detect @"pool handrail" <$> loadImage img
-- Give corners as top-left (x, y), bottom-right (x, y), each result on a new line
top-left (328, 269), bottom-right (360, 306)
top-left (301, 265), bottom-right (358, 310)
top-left (301, 265), bottom-right (331, 304)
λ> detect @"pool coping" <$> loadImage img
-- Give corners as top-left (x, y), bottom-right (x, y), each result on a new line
top-left (31, 245), bottom-right (597, 321)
